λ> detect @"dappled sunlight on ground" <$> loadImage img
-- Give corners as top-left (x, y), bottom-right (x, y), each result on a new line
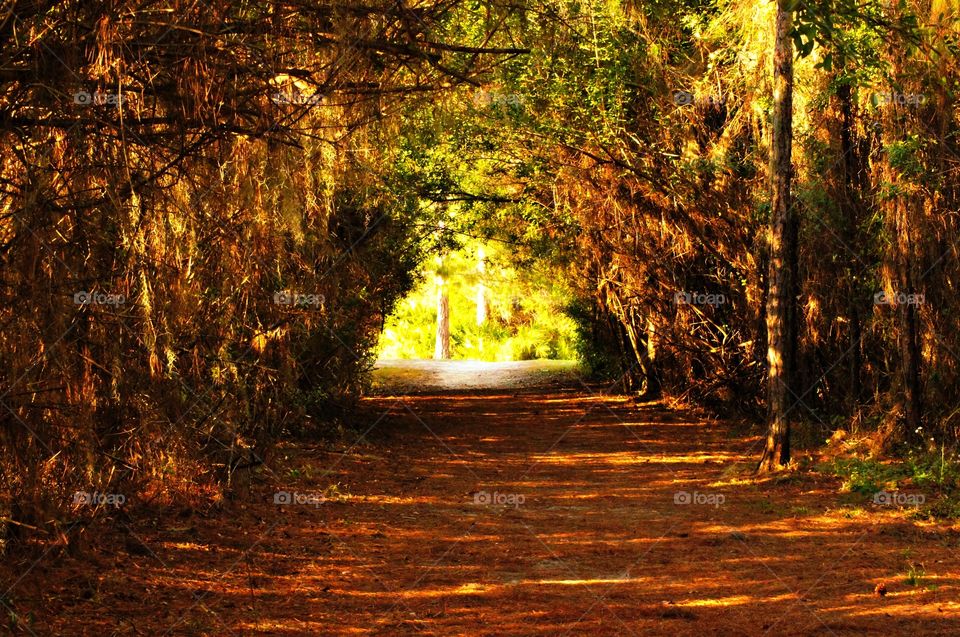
top-left (3, 367), bottom-right (959, 635)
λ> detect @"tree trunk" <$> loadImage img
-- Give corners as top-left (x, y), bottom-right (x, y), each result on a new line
top-left (900, 287), bottom-right (923, 435)
top-left (621, 306), bottom-right (661, 398)
top-left (894, 198), bottom-right (922, 437)
top-left (759, 0), bottom-right (795, 473)
top-left (475, 247), bottom-right (487, 327)
top-left (879, 24), bottom-right (924, 443)
top-left (837, 81), bottom-right (863, 412)
top-left (434, 276), bottom-right (451, 360)
top-left (643, 318), bottom-right (662, 398)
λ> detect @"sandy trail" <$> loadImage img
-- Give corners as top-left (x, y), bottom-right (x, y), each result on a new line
top-left (370, 359), bottom-right (583, 393)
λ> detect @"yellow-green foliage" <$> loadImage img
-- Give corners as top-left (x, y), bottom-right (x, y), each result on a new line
top-left (379, 240), bottom-right (579, 361)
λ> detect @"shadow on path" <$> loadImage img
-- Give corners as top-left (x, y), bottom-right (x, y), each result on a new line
top-left (4, 365), bottom-right (959, 635)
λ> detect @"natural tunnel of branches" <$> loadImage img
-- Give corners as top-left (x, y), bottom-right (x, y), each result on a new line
top-left (1, 0), bottom-right (959, 546)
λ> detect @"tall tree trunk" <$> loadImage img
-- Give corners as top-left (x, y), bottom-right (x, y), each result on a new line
top-left (759, 0), bottom-right (796, 472)
top-left (894, 198), bottom-right (922, 437)
top-left (879, 22), bottom-right (924, 443)
top-left (434, 276), bottom-right (451, 360)
top-left (837, 79), bottom-right (864, 415)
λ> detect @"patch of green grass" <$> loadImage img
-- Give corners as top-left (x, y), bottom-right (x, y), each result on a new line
top-left (719, 462), bottom-right (755, 480)
top-left (821, 448), bottom-right (960, 518)
top-left (910, 494), bottom-right (960, 521)
top-left (287, 466), bottom-right (312, 480)
top-left (904, 448), bottom-right (960, 491)
top-left (772, 472), bottom-right (804, 485)
top-left (903, 563), bottom-right (926, 587)
top-left (820, 457), bottom-right (905, 495)
top-left (322, 482), bottom-right (349, 501)
top-left (899, 557), bottom-right (940, 591)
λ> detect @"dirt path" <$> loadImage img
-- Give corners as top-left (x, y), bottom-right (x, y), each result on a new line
top-left (370, 359), bottom-right (583, 393)
top-left (4, 366), bottom-right (960, 635)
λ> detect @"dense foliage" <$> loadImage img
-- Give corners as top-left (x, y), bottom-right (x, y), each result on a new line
top-left (0, 0), bottom-right (520, 543)
top-left (2, 0), bottom-right (959, 544)
top-left (456, 0), bottom-right (960, 445)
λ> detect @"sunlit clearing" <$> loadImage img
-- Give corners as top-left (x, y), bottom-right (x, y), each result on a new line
top-left (378, 238), bottom-right (580, 362)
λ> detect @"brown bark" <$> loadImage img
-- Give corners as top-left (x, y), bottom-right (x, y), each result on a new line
top-left (759, 0), bottom-right (795, 473)
top-left (895, 202), bottom-right (923, 436)
top-left (434, 277), bottom-right (451, 360)
top-left (880, 19), bottom-right (924, 441)
top-left (833, 79), bottom-right (866, 414)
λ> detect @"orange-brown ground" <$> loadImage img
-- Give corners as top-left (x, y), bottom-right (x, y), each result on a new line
top-left (3, 379), bottom-right (960, 635)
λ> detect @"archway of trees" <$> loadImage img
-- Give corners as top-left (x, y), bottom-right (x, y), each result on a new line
top-left (2, 1), bottom-right (960, 626)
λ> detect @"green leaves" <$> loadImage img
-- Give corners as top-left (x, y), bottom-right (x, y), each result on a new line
top-left (789, 0), bottom-right (922, 66)
top-left (791, 20), bottom-right (820, 58)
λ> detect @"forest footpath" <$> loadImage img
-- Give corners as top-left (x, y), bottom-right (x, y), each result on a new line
top-left (2, 364), bottom-right (958, 635)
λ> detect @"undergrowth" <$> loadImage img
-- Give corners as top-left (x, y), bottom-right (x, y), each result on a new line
top-left (819, 444), bottom-right (960, 520)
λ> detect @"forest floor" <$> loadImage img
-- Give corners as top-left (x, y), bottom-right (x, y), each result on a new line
top-left (3, 362), bottom-right (960, 635)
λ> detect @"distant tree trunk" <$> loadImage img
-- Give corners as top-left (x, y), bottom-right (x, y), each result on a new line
top-left (475, 285), bottom-right (487, 326)
top-left (475, 247), bottom-right (487, 326)
top-left (759, 0), bottom-right (795, 473)
top-left (434, 276), bottom-right (451, 360)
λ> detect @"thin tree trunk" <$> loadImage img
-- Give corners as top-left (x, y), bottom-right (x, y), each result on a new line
top-left (759, 0), bottom-right (795, 472)
top-left (434, 276), bottom-right (451, 360)
top-left (475, 247), bottom-right (487, 327)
